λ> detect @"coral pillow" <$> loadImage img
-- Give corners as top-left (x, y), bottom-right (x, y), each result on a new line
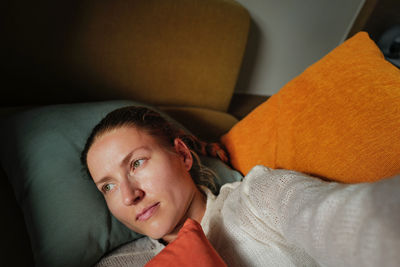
top-left (221, 32), bottom-right (400, 183)
top-left (145, 218), bottom-right (226, 267)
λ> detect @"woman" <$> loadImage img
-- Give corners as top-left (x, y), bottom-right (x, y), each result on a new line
top-left (81, 106), bottom-right (400, 266)
top-left (81, 106), bottom-right (221, 244)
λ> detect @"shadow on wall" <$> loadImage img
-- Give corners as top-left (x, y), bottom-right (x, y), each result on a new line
top-left (234, 18), bottom-right (263, 95)
top-left (1, 0), bottom-right (93, 106)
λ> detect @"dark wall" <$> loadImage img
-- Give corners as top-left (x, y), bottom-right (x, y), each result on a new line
top-left (362, 0), bottom-right (400, 42)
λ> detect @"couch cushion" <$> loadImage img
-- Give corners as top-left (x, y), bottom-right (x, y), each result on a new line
top-left (3, 0), bottom-right (249, 111)
top-left (221, 32), bottom-right (400, 183)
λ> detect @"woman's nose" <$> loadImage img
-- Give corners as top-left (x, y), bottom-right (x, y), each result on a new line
top-left (120, 180), bottom-right (145, 206)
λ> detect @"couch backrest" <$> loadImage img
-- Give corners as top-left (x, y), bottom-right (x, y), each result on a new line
top-left (2, 0), bottom-right (249, 111)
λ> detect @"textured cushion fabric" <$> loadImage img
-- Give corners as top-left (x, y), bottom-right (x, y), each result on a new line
top-left (3, 0), bottom-right (249, 111)
top-left (0, 100), bottom-right (242, 267)
top-left (221, 32), bottom-right (400, 183)
top-left (145, 218), bottom-right (227, 267)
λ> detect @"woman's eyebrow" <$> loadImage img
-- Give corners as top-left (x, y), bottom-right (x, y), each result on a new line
top-left (95, 147), bottom-right (151, 185)
top-left (95, 177), bottom-right (111, 186)
top-left (120, 146), bottom-right (150, 167)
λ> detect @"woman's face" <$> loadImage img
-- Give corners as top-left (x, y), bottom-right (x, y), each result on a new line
top-left (86, 126), bottom-right (205, 241)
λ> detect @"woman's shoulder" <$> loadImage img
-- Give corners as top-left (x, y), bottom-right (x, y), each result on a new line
top-left (218, 165), bottom-right (274, 191)
top-left (217, 165), bottom-right (280, 199)
top-left (238, 165), bottom-right (315, 192)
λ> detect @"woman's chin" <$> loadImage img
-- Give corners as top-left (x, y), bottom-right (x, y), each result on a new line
top-left (142, 225), bottom-right (169, 240)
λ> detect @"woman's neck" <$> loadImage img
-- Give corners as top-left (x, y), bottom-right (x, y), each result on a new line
top-left (161, 187), bottom-right (206, 244)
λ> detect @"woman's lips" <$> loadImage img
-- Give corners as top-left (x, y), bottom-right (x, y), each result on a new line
top-left (136, 202), bottom-right (160, 221)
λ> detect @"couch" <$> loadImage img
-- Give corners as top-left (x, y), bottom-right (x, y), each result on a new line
top-left (1, 0), bottom-right (250, 266)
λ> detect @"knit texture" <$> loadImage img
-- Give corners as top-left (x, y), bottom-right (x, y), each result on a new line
top-left (96, 166), bottom-right (400, 266)
top-left (94, 237), bottom-right (163, 266)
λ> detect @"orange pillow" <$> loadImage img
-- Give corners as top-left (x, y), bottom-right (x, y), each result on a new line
top-left (221, 32), bottom-right (400, 183)
top-left (145, 218), bottom-right (226, 267)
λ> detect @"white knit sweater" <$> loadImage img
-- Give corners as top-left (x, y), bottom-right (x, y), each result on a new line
top-left (95, 166), bottom-right (400, 266)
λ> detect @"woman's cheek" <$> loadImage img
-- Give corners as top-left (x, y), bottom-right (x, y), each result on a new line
top-left (137, 167), bottom-right (161, 190)
top-left (105, 189), bottom-right (123, 214)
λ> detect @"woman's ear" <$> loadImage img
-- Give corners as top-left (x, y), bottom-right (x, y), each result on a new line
top-left (174, 138), bottom-right (193, 171)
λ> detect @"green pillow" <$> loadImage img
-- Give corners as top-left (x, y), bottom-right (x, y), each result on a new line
top-left (0, 100), bottom-right (242, 267)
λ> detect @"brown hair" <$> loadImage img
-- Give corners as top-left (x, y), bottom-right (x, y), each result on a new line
top-left (81, 106), bottom-right (228, 194)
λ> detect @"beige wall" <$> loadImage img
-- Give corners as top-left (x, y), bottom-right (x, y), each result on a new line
top-left (235, 0), bottom-right (365, 96)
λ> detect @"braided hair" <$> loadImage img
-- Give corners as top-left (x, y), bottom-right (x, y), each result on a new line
top-left (81, 106), bottom-right (228, 194)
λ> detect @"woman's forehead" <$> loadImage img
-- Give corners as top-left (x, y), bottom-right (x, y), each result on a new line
top-left (87, 127), bottom-right (151, 176)
top-left (93, 126), bottom-right (151, 149)
top-left (90, 125), bottom-right (174, 157)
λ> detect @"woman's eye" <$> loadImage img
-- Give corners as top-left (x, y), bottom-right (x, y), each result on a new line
top-left (131, 159), bottom-right (145, 170)
top-left (103, 183), bottom-right (115, 193)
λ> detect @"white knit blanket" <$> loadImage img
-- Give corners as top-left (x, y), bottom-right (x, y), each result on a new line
top-left (96, 166), bottom-right (400, 267)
